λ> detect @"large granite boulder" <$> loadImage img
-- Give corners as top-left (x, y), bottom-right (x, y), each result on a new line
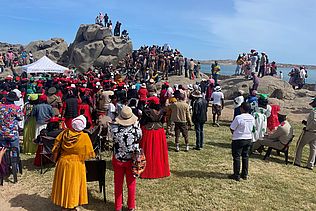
top-left (221, 76), bottom-right (296, 100)
top-left (0, 42), bottom-right (23, 55)
top-left (68, 24), bottom-right (132, 72)
top-left (25, 38), bottom-right (68, 64)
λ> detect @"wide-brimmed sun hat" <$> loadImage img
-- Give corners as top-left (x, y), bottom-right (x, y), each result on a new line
top-left (214, 86), bottom-right (221, 91)
top-left (48, 87), bottom-right (57, 95)
top-left (191, 90), bottom-right (203, 98)
top-left (115, 106), bottom-right (138, 126)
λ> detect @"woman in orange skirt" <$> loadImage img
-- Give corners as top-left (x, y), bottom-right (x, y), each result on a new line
top-left (51, 115), bottom-right (95, 210)
top-left (140, 96), bottom-right (170, 179)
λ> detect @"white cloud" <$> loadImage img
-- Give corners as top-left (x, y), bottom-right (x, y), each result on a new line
top-left (204, 0), bottom-right (316, 64)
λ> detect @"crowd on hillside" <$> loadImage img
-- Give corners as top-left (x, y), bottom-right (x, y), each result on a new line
top-left (1, 42), bottom-right (316, 210)
top-left (234, 49), bottom-right (276, 78)
top-left (234, 49), bottom-right (308, 89)
top-left (0, 48), bottom-right (34, 73)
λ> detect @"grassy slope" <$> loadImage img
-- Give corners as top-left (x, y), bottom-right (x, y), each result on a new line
top-left (4, 122), bottom-right (316, 211)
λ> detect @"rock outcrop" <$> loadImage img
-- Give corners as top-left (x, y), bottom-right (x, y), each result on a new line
top-left (25, 38), bottom-right (68, 64)
top-left (0, 42), bottom-right (23, 55)
top-left (221, 76), bottom-right (296, 100)
top-left (68, 24), bottom-right (132, 72)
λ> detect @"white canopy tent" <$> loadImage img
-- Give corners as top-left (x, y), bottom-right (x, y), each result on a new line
top-left (22, 56), bottom-right (68, 74)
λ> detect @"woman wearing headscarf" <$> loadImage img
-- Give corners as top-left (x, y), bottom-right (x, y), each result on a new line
top-left (110, 106), bottom-right (142, 211)
top-left (51, 115), bottom-right (95, 210)
top-left (139, 96), bottom-right (170, 179)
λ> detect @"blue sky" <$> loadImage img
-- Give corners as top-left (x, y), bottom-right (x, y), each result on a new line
top-left (0, 0), bottom-right (315, 64)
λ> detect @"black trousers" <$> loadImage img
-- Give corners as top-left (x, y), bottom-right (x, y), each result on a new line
top-left (231, 139), bottom-right (251, 178)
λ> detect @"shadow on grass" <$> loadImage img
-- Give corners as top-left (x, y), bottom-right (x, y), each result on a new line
top-left (105, 159), bottom-right (113, 171)
top-left (21, 156), bottom-right (46, 173)
top-left (9, 193), bottom-right (58, 211)
top-left (172, 170), bottom-right (230, 179)
top-left (250, 152), bottom-right (291, 165)
top-left (206, 141), bottom-right (231, 149)
top-left (83, 191), bottom-right (116, 211)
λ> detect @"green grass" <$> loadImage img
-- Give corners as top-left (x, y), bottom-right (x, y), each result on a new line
top-left (4, 121), bottom-right (316, 211)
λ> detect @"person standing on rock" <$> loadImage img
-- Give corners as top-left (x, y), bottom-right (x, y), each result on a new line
top-left (189, 59), bottom-right (195, 80)
top-left (258, 52), bottom-right (267, 77)
top-left (184, 57), bottom-right (189, 78)
top-left (104, 13), bottom-right (109, 26)
top-left (107, 20), bottom-right (113, 30)
top-left (294, 98), bottom-right (316, 170)
top-left (99, 12), bottom-right (104, 26)
top-left (251, 72), bottom-right (259, 91)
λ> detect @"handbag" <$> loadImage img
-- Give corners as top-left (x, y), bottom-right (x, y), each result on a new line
top-left (131, 148), bottom-right (146, 178)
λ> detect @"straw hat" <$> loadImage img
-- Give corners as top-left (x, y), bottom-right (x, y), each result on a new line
top-left (191, 90), bottom-right (203, 98)
top-left (48, 87), bottom-right (57, 95)
top-left (115, 106), bottom-right (138, 126)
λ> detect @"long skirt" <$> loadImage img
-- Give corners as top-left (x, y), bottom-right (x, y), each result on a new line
top-left (140, 127), bottom-right (170, 179)
top-left (23, 117), bottom-right (37, 154)
top-left (78, 104), bottom-right (92, 127)
top-left (51, 156), bottom-right (88, 208)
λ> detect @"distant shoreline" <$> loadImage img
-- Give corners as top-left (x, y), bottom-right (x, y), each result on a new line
top-left (197, 59), bottom-right (316, 70)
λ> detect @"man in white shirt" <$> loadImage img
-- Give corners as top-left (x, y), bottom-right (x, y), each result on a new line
top-left (230, 102), bottom-right (255, 181)
top-left (211, 86), bottom-right (224, 126)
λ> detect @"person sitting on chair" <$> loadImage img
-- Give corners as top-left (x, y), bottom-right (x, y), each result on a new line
top-left (252, 111), bottom-right (293, 152)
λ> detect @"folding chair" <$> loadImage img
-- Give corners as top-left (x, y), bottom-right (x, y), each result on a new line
top-left (263, 136), bottom-right (295, 165)
top-left (39, 136), bottom-right (56, 174)
top-left (85, 159), bottom-right (107, 202)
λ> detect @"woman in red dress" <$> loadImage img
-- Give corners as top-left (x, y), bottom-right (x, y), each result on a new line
top-left (139, 97), bottom-right (170, 179)
top-left (78, 89), bottom-right (93, 128)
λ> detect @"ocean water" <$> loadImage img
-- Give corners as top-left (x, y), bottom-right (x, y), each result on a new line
top-left (201, 64), bottom-right (316, 84)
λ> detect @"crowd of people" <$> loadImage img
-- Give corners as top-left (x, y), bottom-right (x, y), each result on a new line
top-left (234, 49), bottom-right (309, 90)
top-left (95, 12), bottom-right (127, 39)
top-left (234, 50), bottom-right (277, 78)
top-left (0, 48), bottom-right (34, 73)
top-left (1, 38), bottom-right (316, 210)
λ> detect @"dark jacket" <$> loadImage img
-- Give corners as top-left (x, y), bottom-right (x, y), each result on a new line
top-left (192, 97), bottom-right (208, 123)
top-left (64, 97), bottom-right (78, 118)
top-left (140, 108), bottom-right (164, 130)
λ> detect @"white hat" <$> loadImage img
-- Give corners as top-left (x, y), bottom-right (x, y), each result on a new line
top-left (141, 83), bottom-right (146, 88)
top-left (96, 82), bottom-right (101, 86)
top-left (71, 115), bottom-right (87, 132)
top-left (70, 84), bottom-right (76, 88)
top-left (214, 86), bottom-right (221, 91)
top-left (149, 79), bottom-right (155, 83)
